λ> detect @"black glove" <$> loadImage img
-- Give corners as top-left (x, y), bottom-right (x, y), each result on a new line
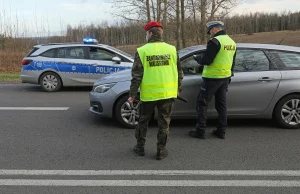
top-left (193, 55), bottom-right (201, 64)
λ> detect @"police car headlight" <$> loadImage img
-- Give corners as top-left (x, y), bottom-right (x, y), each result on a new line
top-left (93, 83), bottom-right (116, 93)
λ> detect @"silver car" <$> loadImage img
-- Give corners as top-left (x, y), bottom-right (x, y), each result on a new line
top-left (89, 43), bottom-right (300, 129)
top-left (21, 41), bottom-right (134, 92)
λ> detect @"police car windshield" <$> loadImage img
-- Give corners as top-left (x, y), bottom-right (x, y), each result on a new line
top-left (105, 45), bottom-right (134, 59)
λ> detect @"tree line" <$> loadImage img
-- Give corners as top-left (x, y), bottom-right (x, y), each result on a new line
top-left (64, 10), bottom-right (300, 49)
top-left (1, 0), bottom-right (300, 52)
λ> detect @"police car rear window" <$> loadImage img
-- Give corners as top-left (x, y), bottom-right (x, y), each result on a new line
top-left (40, 49), bottom-right (55, 58)
top-left (26, 48), bottom-right (39, 57)
top-left (56, 47), bottom-right (85, 59)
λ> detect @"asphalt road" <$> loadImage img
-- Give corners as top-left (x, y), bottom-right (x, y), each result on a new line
top-left (0, 84), bottom-right (299, 193)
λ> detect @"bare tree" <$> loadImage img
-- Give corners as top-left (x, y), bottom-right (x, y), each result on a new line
top-left (176, 0), bottom-right (181, 49)
top-left (163, 0), bottom-right (168, 25)
top-left (108, 0), bottom-right (153, 22)
top-left (207, 0), bottom-right (241, 20)
top-left (151, 0), bottom-right (156, 20)
top-left (190, 0), bottom-right (200, 44)
top-left (162, 0), bottom-right (168, 41)
top-left (146, 0), bottom-right (151, 22)
top-left (181, 0), bottom-right (186, 47)
top-left (157, 0), bottom-right (162, 22)
top-left (200, 0), bottom-right (207, 43)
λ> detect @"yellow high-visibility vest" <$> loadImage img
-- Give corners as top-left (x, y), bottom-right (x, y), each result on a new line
top-left (137, 42), bottom-right (178, 101)
top-left (202, 35), bottom-right (236, 78)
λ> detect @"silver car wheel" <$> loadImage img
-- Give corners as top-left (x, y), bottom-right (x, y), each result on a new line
top-left (121, 101), bottom-right (140, 126)
top-left (42, 75), bottom-right (58, 91)
top-left (281, 99), bottom-right (300, 125)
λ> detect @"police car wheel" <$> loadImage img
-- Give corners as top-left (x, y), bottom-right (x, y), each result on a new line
top-left (40, 72), bottom-right (62, 92)
top-left (273, 94), bottom-right (300, 129)
top-left (115, 95), bottom-right (140, 129)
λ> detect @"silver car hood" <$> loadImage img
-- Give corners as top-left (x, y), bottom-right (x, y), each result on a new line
top-left (94, 69), bottom-right (131, 85)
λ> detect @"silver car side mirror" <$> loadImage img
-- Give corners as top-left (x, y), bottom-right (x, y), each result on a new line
top-left (112, 56), bottom-right (121, 64)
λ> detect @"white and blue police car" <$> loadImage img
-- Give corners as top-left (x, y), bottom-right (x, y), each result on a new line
top-left (21, 37), bottom-right (134, 92)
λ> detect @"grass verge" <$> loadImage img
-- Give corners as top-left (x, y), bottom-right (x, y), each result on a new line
top-left (0, 73), bottom-right (21, 82)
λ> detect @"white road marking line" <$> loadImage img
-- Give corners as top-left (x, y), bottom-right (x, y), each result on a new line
top-left (0, 170), bottom-right (300, 176)
top-left (0, 180), bottom-right (299, 187)
top-left (0, 107), bottom-right (69, 110)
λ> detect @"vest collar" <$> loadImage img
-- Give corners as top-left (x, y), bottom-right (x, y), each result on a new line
top-left (214, 30), bottom-right (226, 37)
top-left (148, 35), bottom-right (163, 43)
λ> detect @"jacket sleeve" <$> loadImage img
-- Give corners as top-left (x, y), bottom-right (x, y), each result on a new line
top-left (196, 38), bottom-right (221, 66)
top-left (231, 50), bottom-right (237, 77)
top-left (129, 52), bottom-right (143, 98)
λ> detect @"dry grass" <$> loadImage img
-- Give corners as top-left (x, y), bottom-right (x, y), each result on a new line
top-left (0, 73), bottom-right (20, 82)
top-left (231, 30), bottom-right (300, 46)
top-left (1, 30), bottom-right (300, 78)
top-left (0, 51), bottom-right (28, 73)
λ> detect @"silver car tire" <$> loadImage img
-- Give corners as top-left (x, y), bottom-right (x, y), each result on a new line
top-left (273, 94), bottom-right (300, 129)
top-left (39, 72), bottom-right (62, 92)
top-left (115, 95), bottom-right (140, 129)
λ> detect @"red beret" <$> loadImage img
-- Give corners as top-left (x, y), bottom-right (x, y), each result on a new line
top-left (144, 21), bottom-right (163, 31)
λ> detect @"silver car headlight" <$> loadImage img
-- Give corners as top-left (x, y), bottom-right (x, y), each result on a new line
top-left (93, 83), bottom-right (116, 93)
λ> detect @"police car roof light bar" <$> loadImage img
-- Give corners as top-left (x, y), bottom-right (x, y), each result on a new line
top-left (83, 36), bottom-right (98, 44)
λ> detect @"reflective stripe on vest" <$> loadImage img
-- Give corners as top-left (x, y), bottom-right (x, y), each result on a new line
top-left (137, 42), bottom-right (178, 101)
top-left (202, 35), bottom-right (236, 78)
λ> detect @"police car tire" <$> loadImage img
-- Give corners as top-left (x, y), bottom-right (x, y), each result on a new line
top-left (39, 72), bottom-right (62, 92)
top-left (273, 94), bottom-right (300, 129)
top-left (115, 95), bottom-right (138, 129)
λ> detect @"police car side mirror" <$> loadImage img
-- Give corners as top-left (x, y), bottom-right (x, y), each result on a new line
top-left (112, 56), bottom-right (121, 64)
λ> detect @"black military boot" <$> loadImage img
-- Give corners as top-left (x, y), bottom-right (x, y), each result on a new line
top-left (156, 147), bottom-right (168, 160)
top-left (188, 131), bottom-right (206, 139)
top-left (133, 145), bottom-right (145, 156)
top-left (212, 129), bottom-right (225, 139)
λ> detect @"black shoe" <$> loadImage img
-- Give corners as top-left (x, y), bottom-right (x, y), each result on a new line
top-left (134, 145), bottom-right (145, 156)
top-left (212, 129), bottom-right (225, 139)
top-left (188, 131), bottom-right (206, 139)
top-left (156, 148), bottom-right (168, 160)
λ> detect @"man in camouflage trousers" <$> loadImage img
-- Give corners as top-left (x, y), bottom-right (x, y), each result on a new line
top-left (128, 21), bottom-right (184, 160)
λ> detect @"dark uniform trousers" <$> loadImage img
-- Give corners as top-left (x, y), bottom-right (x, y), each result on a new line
top-left (196, 77), bottom-right (230, 135)
top-left (135, 98), bottom-right (174, 149)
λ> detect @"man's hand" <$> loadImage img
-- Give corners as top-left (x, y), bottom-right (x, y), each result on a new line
top-left (178, 86), bottom-right (182, 95)
top-left (193, 55), bottom-right (201, 64)
top-left (128, 96), bottom-right (135, 104)
top-left (193, 55), bottom-right (198, 60)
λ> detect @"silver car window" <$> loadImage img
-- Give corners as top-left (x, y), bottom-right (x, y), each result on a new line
top-left (267, 50), bottom-right (300, 69)
top-left (234, 49), bottom-right (270, 72)
top-left (181, 53), bottom-right (203, 75)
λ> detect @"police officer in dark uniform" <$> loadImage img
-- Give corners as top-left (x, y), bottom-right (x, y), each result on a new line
top-left (189, 21), bottom-right (236, 139)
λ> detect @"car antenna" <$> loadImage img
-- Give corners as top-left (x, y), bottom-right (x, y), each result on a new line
top-left (277, 31), bottom-right (290, 45)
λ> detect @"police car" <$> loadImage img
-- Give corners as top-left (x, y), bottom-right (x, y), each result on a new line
top-left (21, 37), bottom-right (134, 92)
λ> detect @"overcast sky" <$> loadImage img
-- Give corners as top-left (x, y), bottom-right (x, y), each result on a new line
top-left (0, 0), bottom-right (299, 37)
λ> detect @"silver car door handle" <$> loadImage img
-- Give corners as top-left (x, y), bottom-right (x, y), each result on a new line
top-left (258, 77), bottom-right (273, 81)
top-left (92, 63), bottom-right (98, 66)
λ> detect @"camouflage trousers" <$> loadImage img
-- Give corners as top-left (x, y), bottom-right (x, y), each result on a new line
top-left (135, 98), bottom-right (174, 150)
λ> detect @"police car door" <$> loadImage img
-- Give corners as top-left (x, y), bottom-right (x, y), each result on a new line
top-left (87, 46), bottom-right (132, 84)
top-left (54, 46), bottom-right (90, 86)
